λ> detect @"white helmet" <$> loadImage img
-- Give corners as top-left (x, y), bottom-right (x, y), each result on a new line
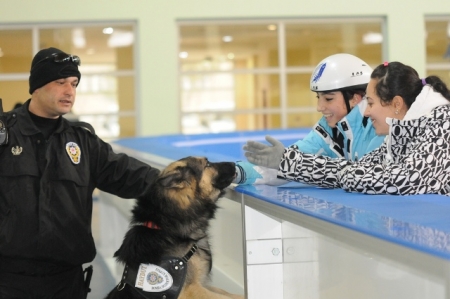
top-left (310, 53), bottom-right (373, 92)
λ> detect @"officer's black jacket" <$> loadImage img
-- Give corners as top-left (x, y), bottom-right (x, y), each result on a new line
top-left (0, 100), bottom-right (160, 268)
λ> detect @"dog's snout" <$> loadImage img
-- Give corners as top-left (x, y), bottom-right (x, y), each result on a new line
top-left (212, 162), bottom-right (235, 176)
top-left (212, 161), bottom-right (235, 169)
top-left (211, 162), bottom-right (236, 190)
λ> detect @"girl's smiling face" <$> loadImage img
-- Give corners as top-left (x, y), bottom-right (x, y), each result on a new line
top-left (316, 91), bottom-right (358, 128)
top-left (363, 78), bottom-right (398, 135)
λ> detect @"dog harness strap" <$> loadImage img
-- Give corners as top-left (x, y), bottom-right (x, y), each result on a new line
top-left (117, 244), bottom-right (198, 299)
top-left (181, 243), bottom-right (198, 263)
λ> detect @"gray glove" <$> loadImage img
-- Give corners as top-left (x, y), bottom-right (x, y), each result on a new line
top-left (243, 135), bottom-right (285, 169)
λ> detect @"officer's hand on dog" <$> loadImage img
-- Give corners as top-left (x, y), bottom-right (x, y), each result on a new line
top-left (243, 135), bottom-right (285, 170)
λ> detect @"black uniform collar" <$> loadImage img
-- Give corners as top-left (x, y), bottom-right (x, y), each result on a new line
top-left (16, 99), bottom-right (72, 136)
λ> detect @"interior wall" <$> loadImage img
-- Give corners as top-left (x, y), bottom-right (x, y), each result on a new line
top-left (1, 0), bottom-right (448, 136)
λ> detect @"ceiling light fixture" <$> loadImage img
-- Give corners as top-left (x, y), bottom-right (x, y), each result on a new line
top-left (222, 36), bottom-right (233, 43)
top-left (103, 27), bottom-right (114, 35)
top-left (72, 28), bottom-right (86, 48)
top-left (107, 30), bottom-right (134, 48)
top-left (362, 32), bottom-right (383, 44)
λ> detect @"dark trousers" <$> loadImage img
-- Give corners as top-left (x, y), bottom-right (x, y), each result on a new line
top-left (0, 266), bottom-right (87, 299)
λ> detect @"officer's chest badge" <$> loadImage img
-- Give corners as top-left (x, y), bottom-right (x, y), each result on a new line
top-left (11, 146), bottom-right (22, 156)
top-left (66, 142), bottom-right (81, 164)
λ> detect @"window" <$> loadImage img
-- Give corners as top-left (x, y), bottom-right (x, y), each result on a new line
top-left (178, 18), bottom-right (385, 134)
top-left (0, 23), bottom-right (137, 140)
top-left (426, 17), bottom-right (450, 86)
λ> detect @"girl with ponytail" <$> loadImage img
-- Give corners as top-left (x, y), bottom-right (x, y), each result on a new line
top-left (247, 61), bottom-right (450, 195)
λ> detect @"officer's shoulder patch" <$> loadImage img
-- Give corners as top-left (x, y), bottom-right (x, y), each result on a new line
top-left (69, 121), bottom-right (96, 135)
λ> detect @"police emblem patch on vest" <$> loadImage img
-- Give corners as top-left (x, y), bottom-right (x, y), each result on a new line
top-left (66, 142), bottom-right (81, 164)
top-left (135, 263), bottom-right (173, 292)
top-left (119, 256), bottom-right (188, 299)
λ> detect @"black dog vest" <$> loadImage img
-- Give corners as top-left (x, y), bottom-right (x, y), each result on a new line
top-left (117, 244), bottom-right (198, 299)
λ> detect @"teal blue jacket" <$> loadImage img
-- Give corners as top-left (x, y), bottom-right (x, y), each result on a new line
top-left (291, 100), bottom-right (384, 160)
top-left (236, 100), bottom-right (385, 185)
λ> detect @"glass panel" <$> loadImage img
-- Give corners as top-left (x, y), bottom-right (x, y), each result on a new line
top-left (117, 76), bottom-right (135, 111)
top-left (286, 74), bottom-right (320, 128)
top-left (179, 19), bottom-right (384, 134)
top-left (181, 73), bottom-right (280, 113)
top-left (235, 112), bottom-right (281, 131)
top-left (74, 73), bottom-right (118, 139)
top-left (0, 81), bottom-right (29, 111)
top-left (0, 29), bottom-right (33, 73)
top-left (426, 20), bottom-right (449, 64)
top-left (426, 19), bottom-right (450, 89)
top-left (285, 21), bottom-right (383, 67)
top-left (180, 73), bottom-right (236, 113)
top-left (118, 115), bottom-right (137, 138)
top-left (182, 113), bottom-right (236, 134)
top-left (424, 69), bottom-right (450, 87)
top-left (181, 112), bottom-right (282, 134)
top-left (235, 73), bottom-right (280, 109)
top-left (179, 23), bottom-right (279, 71)
top-left (287, 111), bottom-right (321, 128)
top-left (286, 73), bottom-right (315, 108)
top-left (39, 25), bottom-right (134, 70)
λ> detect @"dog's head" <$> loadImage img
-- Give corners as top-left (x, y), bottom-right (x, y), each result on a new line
top-left (133, 156), bottom-right (236, 225)
top-left (157, 157), bottom-right (235, 209)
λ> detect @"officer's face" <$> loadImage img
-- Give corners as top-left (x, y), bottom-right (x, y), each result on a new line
top-left (30, 77), bottom-right (78, 119)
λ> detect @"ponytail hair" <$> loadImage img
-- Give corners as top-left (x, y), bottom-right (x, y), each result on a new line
top-left (422, 76), bottom-right (450, 101)
top-left (371, 62), bottom-right (450, 108)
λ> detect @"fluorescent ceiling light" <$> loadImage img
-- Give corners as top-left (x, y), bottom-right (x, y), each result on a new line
top-left (72, 28), bottom-right (86, 48)
top-left (363, 32), bottom-right (383, 44)
top-left (108, 30), bottom-right (134, 48)
top-left (103, 27), bottom-right (114, 35)
top-left (222, 36), bottom-right (233, 42)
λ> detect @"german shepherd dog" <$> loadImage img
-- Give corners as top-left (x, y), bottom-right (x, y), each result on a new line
top-left (105, 156), bottom-right (244, 299)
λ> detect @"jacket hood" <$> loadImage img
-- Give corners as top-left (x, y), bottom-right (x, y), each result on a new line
top-left (384, 85), bottom-right (450, 163)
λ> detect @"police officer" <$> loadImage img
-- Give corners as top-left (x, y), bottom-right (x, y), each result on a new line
top-left (0, 47), bottom-right (160, 298)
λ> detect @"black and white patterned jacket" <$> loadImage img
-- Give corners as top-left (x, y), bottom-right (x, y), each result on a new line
top-left (277, 86), bottom-right (450, 195)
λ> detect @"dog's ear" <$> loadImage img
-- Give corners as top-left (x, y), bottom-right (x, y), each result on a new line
top-left (159, 168), bottom-right (190, 189)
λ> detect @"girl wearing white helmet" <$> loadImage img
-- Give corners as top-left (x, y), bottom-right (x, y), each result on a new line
top-left (235, 53), bottom-right (385, 185)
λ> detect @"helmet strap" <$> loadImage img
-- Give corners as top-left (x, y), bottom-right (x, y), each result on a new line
top-left (341, 89), bottom-right (366, 113)
top-left (341, 90), bottom-right (352, 113)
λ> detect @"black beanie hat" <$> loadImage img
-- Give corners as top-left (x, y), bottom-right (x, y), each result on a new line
top-left (29, 47), bottom-right (81, 94)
